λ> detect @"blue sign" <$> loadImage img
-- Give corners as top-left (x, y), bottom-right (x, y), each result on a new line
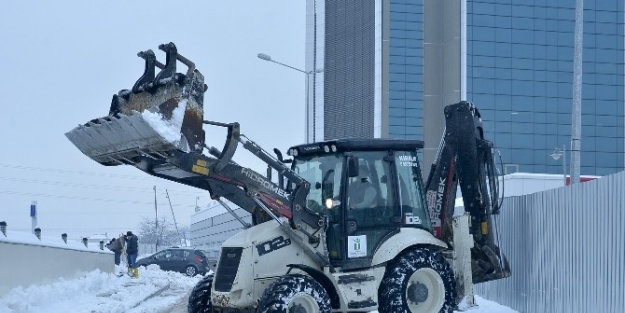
top-left (30, 204), bottom-right (36, 217)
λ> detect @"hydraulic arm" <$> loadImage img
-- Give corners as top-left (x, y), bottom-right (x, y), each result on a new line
top-left (424, 101), bottom-right (511, 284)
top-left (65, 42), bottom-right (325, 238)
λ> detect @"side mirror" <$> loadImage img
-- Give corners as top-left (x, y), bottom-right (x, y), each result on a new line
top-left (347, 156), bottom-right (359, 178)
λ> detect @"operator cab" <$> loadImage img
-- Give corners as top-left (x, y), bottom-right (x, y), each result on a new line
top-left (287, 139), bottom-right (431, 270)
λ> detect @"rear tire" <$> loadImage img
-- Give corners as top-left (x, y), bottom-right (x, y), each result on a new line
top-left (256, 274), bottom-right (331, 313)
top-left (187, 274), bottom-right (213, 313)
top-left (378, 247), bottom-right (456, 313)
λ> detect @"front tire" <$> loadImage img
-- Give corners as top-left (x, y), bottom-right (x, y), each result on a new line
top-left (378, 247), bottom-right (456, 313)
top-left (188, 274), bottom-right (213, 313)
top-left (256, 274), bottom-right (331, 313)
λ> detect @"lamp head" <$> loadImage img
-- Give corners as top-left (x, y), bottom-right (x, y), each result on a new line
top-left (550, 148), bottom-right (563, 161)
top-left (257, 53), bottom-right (272, 61)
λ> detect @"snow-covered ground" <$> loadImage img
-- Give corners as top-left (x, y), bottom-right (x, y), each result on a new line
top-left (0, 265), bottom-right (198, 313)
top-left (0, 266), bottom-right (517, 313)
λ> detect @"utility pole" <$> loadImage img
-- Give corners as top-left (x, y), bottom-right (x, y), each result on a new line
top-left (165, 189), bottom-right (183, 246)
top-left (154, 185), bottom-right (158, 252)
top-left (570, 0), bottom-right (584, 184)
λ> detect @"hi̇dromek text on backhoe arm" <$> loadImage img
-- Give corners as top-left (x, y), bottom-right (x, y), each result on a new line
top-left (424, 101), bottom-right (511, 284)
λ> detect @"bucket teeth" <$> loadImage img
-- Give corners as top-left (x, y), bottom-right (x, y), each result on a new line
top-left (65, 42), bottom-right (206, 167)
top-left (66, 112), bottom-right (177, 166)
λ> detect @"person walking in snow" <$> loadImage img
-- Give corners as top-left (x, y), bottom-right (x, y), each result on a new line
top-left (125, 231), bottom-right (139, 278)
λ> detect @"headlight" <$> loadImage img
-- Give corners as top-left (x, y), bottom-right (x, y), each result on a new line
top-left (330, 145), bottom-right (337, 152)
top-left (324, 198), bottom-right (340, 209)
top-left (323, 145), bottom-right (330, 153)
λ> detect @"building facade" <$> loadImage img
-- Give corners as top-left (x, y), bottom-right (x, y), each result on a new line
top-left (467, 0), bottom-right (624, 175)
top-left (306, 0), bottom-right (624, 176)
top-left (189, 202), bottom-right (250, 262)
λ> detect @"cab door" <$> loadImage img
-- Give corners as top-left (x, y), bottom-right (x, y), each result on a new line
top-left (341, 151), bottom-right (399, 269)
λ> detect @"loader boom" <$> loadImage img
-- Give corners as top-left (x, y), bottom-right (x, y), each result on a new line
top-left (65, 43), bottom-right (325, 238)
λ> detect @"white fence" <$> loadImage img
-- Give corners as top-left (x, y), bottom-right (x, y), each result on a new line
top-left (476, 170), bottom-right (625, 313)
top-left (0, 231), bottom-right (114, 296)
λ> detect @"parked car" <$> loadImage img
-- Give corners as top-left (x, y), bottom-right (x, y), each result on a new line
top-left (135, 247), bottom-right (209, 276)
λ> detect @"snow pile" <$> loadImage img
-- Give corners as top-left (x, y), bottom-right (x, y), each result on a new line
top-left (141, 99), bottom-right (187, 145)
top-left (368, 295), bottom-right (518, 313)
top-left (456, 295), bottom-right (519, 312)
top-left (0, 265), bottom-right (201, 313)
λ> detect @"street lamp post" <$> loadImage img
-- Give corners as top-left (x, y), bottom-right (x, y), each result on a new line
top-left (257, 53), bottom-right (319, 143)
top-left (550, 145), bottom-right (567, 186)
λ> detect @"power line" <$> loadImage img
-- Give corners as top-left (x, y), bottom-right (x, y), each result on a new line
top-left (0, 190), bottom-right (200, 209)
top-left (0, 175), bottom-right (206, 197)
top-left (0, 162), bottom-right (214, 198)
top-left (0, 163), bottom-right (152, 180)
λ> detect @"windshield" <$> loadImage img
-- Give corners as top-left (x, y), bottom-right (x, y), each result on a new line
top-left (395, 150), bottom-right (431, 230)
top-left (292, 154), bottom-right (344, 218)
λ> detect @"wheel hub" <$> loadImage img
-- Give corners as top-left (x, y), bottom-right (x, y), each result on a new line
top-left (288, 292), bottom-right (319, 313)
top-left (405, 268), bottom-right (445, 312)
top-left (289, 304), bottom-right (307, 313)
top-left (186, 267), bottom-right (196, 276)
top-left (407, 281), bottom-right (428, 304)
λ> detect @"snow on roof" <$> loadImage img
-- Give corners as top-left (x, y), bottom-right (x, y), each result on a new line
top-left (0, 230), bottom-right (111, 254)
top-left (502, 172), bottom-right (601, 180)
top-left (87, 233), bottom-right (109, 240)
top-left (190, 200), bottom-right (235, 223)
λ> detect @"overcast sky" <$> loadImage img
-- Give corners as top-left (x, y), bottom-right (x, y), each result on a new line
top-left (0, 1), bottom-right (306, 240)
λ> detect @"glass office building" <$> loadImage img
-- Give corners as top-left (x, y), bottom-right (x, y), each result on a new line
top-left (306, 0), bottom-right (424, 142)
top-left (306, 0), bottom-right (624, 176)
top-left (467, 1), bottom-right (624, 175)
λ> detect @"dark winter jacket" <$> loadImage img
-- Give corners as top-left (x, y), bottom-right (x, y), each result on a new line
top-left (125, 235), bottom-right (139, 254)
top-left (108, 237), bottom-right (123, 253)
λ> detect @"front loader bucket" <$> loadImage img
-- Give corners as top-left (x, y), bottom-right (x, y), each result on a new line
top-left (65, 43), bottom-right (207, 166)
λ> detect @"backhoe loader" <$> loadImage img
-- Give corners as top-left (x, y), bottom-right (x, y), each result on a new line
top-left (66, 42), bottom-right (510, 313)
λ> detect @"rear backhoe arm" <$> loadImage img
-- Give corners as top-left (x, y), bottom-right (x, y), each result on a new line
top-left (424, 101), bottom-right (511, 284)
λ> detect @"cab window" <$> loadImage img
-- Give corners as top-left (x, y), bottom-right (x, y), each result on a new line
top-left (395, 151), bottom-right (431, 230)
top-left (292, 153), bottom-right (344, 222)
